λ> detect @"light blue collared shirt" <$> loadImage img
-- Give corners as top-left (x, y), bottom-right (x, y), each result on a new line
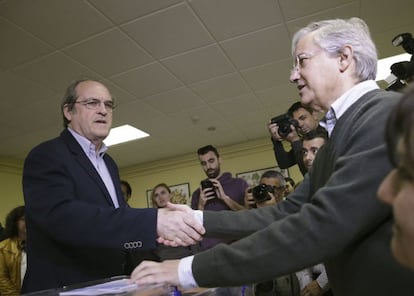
top-left (68, 128), bottom-right (119, 208)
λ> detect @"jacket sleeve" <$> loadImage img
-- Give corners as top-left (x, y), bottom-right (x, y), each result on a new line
top-left (23, 140), bottom-right (158, 251)
top-left (0, 242), bottom-right (20, 296)
top-left (291, 140), bottom-right (307, 175)
top-left (272, 139), bottom-right (295, 168)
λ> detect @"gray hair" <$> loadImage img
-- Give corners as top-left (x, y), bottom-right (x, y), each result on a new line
top-left (260, 170), bottom-right (286, 187)
top-left (292, 17), bottom-right (377, 81)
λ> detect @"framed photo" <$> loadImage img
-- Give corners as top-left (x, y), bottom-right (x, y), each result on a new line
top-left (146, 183), bottom-right (191, 208)
top-left (146, 189), bottom-right (153, 208)
top-left (236, 167), bottom-right (289, 187)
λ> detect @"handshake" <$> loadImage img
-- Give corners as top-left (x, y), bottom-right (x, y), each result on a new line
top-left (156, 202), bottom-right (205, 246)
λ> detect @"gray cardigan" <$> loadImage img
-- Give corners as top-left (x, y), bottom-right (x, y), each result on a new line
top-left (192, 89), bottom-right (414, 296)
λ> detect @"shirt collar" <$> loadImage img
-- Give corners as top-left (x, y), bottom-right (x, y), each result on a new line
top-left (330, 80), bottom-right (379, 121)
top-left (67, 128), bottom-right (108, 157)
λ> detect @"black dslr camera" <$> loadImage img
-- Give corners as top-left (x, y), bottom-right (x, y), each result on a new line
top-left (252, 184), bottom-right (274, 203)
top-left (271, 114), bottom-right (298, 138)
top-left (386, 33), bottom-right (414, 91)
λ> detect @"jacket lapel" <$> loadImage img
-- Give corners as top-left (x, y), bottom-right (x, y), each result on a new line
top-left (60, 129), bottom-right (116, 207)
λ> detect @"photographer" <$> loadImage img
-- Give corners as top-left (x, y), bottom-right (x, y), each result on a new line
top-left (247, 171), bottom-right (331, 296)
top-left (247, 170), bottom-right (301, 296)
top-left (268, 102), bottom-right (325, 176)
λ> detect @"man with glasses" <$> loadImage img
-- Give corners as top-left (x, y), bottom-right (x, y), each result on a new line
top-left (252, 170), bottom-right (301, 296)
top-left (253, 171), bottom-right (330, 296)
top-left (130, 18), bottom-right (413, 295)
top-left (251, 170), bottom-right (286, 208)
top-left (22, 78), bottom-right (204, 293)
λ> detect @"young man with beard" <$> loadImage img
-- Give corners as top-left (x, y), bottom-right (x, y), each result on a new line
top-left (190, 145), bottom-right (248, 251)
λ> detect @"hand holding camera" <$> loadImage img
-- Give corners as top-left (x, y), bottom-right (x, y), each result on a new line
top-left (251, 184), bottom-right (275, 204)
top-left (244, 187), bottom-right (256, 209)
top-left (269, 113), bottom-right (300, 142)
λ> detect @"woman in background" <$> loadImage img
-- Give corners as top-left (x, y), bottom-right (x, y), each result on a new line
top-left (151, 183), bottom-right (173, 209)
top-left (378, 86), bottom-right (414, 270)
top-left (0, 206), bottom-right (26, 295)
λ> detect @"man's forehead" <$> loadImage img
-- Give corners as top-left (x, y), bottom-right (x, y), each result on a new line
top-left (199, 151), bottom-right (217, 161)
top-left (295, 32), bottom-right (318, 53)
top-left (293, 108), bottom-right (311, 117)
top-left (76, 81), bottom-right (111, 98)
top-left (303, 137), bottom-right (325, 148)
top-left (260, 177), bottom-right (280, 186)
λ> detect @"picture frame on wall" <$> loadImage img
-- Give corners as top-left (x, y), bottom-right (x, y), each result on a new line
top-left (236, 166), bottom-right (289, 187)
top-left (146, 189), bottom-right (153, 208)
top-left (146, 183), bottom-right (191, 208)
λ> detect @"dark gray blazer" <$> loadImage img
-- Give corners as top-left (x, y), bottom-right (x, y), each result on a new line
top-left (22, 129), bottom-right (158, 293)
top-left (192, 89), bottom-right (414, 296)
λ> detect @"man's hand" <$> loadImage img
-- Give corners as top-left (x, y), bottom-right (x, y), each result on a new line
top-left (208, 179), bottom-right (244, 211)
top-left (210, 179), bottom-right (226, 200)
top-left (157, 203), bottom-right (205, 246)
top-left (244, 187), bottom-right (255, 209)
top-left (130, 260), bottom-right (181, 286)
top-left (268, 121), bottom-right (300, 143)
top-left (301, 280), bottom-right (323, 296)
top-left (268, 121), bottom-right (282, 141)
top-left (285, 124), bottom-right (301, 143)
top-left (197, 187), bottom-right (217, 210)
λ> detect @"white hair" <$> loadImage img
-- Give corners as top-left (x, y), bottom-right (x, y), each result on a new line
top-left (292, 17), bottom-right (378, 81)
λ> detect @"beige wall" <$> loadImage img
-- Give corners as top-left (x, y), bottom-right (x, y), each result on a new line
top-left (0, 158), bottom-right (25, 223)
top-left (0, 138), bottom-right (303, 222)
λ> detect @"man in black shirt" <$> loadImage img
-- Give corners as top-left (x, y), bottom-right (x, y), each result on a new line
top-left (268, 102), bottom-right (325, 175)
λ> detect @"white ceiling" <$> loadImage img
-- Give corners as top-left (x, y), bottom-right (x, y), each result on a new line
top-left (1, 0), bottom-right (413, 169)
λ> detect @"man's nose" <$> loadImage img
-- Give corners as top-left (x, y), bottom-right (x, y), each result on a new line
top-left (97, 102), bottom-right (108, 113)
top-left (305, 154), bottom-right (313, 162)
top-left (290, 68), bottom-right (300, 83)
top-left (377, 171), bottom-right (396, 206)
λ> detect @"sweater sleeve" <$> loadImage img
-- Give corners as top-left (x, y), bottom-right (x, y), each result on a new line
top-left (191, 91), bottom-right (400, 288)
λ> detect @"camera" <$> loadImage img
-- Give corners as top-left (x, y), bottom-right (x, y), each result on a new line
top-left (251, 184), bottom-right (274, 203)
top-left (386, 33), bottom-right (414, 91)
top-left (271, 113), bottom-right (298, 138)
top-left (201, 179), bottom-right (217, 198)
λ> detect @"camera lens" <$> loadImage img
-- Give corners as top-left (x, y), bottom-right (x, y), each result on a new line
top-left (278, 124), bottom-right (291, 137)
top-left (252, 184), bottom-right (273, 203)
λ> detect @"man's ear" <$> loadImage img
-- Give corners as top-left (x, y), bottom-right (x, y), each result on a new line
top-left (338, 45), bottom-right (353, 72)
top-left (63, 104), bottom-right (73, 123)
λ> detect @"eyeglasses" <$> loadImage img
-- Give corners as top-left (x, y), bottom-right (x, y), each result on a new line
top-left (291, 51), bottom-right (322, 75)
top-left (75, 98), bottom-right (116, 112)
top-left (260, 184), bottom-right (285, 193)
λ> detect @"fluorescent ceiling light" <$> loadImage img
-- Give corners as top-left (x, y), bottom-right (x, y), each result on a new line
top-left (103, 124), bottom-right (149, 146)
top-left (376, 53), bottom-right (411, 81)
